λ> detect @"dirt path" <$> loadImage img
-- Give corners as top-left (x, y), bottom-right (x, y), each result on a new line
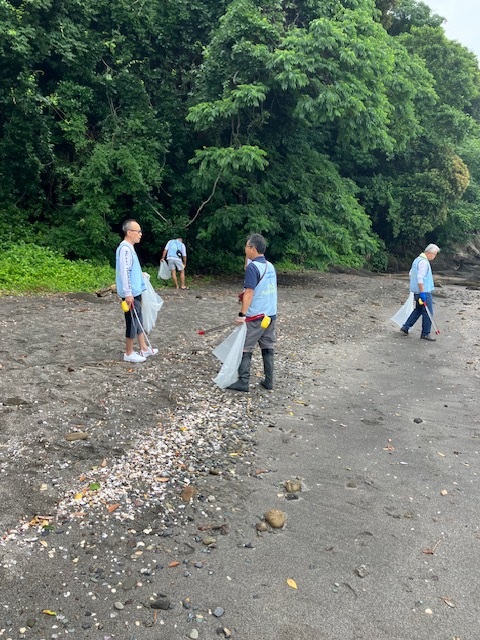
top-left (0, 272), bottom-right (479, 640)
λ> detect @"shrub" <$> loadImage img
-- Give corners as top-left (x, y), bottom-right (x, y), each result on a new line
top-left (0, 243), bottom-right (115, 294)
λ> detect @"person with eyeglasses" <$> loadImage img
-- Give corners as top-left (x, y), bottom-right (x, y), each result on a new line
top-left (161, 237), bottom-right (188, 289)
top-left (116, 219), bottom-right (158, 363)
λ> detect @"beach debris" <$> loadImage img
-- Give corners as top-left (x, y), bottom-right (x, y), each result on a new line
top-left (264, 509), bottom-right (286, 529)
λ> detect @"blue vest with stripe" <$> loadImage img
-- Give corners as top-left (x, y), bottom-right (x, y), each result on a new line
top-left (247, 261), bottom-right (277, 317)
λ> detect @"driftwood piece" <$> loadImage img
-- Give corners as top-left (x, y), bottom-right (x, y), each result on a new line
top-left (96, 284), bottom-right (116, 297)
top-left (435, 275), bottom-right (480, 289)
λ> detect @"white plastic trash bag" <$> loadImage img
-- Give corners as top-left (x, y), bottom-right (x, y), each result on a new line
top-left (213, 323), bottom-right (247, 389)
top-left (141, 273), bottom-right (164, 333)
top-left (158, 260), bottom-right (171, 280)
top-left (391, 292), bottom-right (414, 327)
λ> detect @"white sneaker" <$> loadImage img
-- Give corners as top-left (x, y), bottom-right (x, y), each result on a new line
top-left (141, 347), bottom-right (158, 358)
top-left (124, 351), bottom-right (146, 363)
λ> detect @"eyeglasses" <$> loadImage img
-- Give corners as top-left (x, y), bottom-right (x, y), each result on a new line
top-left (129, 228), bottom-right (142, 233)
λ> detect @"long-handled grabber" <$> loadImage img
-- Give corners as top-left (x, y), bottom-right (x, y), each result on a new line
top-left (130, 303), bottom-right (154, 349)
top-left (197, 314), bottom-right (271, 336)
top-left (419, 299), bottom-right (440, 335)
top-left (197, 322), bottom-right (233, 336)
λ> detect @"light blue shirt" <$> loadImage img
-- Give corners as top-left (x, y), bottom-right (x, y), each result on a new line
top-left (409, 254), bottom-right (434, 293)
top-left (116, 241), bottom-right (146, 297)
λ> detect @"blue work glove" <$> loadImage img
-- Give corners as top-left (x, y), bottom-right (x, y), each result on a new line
top-left (418, 292), bottom-right (427, 303)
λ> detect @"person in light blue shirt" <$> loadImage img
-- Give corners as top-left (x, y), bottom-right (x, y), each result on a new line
top-left (161, 237), bottom-right (188, 289)
top-left (400, 243), bottom-right (440, 341)
top-left (228, 234), bottom-right (277, 392)
top-left (116, 220), bottom-right (158, 363)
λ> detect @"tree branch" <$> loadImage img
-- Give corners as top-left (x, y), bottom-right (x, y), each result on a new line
top-left (148, 202), bottom-right (168, 222)
top-left (185, 171), bottom-right (222, 228)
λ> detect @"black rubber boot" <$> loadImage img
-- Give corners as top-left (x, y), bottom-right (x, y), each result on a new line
top-left (260, 348), bottom-right (274, 390)
top-left (227, 352), bottom-right (252, 392)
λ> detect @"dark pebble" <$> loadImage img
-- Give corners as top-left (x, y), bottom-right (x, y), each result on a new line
top-left (151, 597), bottom-right (171, 610)
top-left (123, 577), bottom-right (137, 591)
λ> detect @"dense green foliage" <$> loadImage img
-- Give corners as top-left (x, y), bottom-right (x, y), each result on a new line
top-left (1, 0), bottom-right (479, 272)
top-left (0, 243), bottom-right (114, 293)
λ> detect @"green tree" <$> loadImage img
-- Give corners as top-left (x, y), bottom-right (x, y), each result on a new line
top-left (186, 0), bottom-right (438, 267)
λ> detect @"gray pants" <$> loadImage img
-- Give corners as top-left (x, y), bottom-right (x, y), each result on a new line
top-left (243, 318), bottom-right (276, 352)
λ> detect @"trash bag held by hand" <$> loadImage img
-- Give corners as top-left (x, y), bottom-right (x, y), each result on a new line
top-left (391, 292), bottom-right (414, 327)
top-left (158, 260), bottom-right (171, 280)
top-left (213, 323), bottom-right (247, 389)
top-left (141, 274), bottom-right (164, 333)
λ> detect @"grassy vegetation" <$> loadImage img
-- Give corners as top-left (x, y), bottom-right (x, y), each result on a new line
top-left (0, 242), bottom-right (319, 296)
top-left (0, 243), bottom-right (115, 295)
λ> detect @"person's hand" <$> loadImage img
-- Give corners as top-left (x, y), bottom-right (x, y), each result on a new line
top-left (419, 292), bottom-right (427, 303)
top-left (125, 295), bottom-right (134, 308)
top-left (235, 316), bottom-right (246, 325)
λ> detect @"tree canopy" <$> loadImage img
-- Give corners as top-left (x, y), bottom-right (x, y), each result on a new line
top-left (1, 0), bottom-right (479, 270)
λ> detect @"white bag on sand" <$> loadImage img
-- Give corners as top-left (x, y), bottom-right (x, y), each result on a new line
top-left (158, 260), bottom-right (171, 280)
top-left (213, 323), bottom-right (247, 389)
top-left (141, 274), bottom-right (164, 333)
top-left (391, 292), bottom-right (414, 327)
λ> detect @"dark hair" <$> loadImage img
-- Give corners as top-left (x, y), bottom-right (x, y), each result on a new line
top-left (247, 233), bottom-right (266, 254)
top-left (122, 219), bottom-right (137, 234)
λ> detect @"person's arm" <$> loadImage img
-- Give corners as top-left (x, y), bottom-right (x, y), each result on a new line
top-left (182, 243), bottom-right (187, 267)
top-left (119, 246), bottom-right (134, 303)
top-left (161, 241), bottom-right (169, 261)
top-left (235, 262), bottom-right (260, 323)
top-left (236, 288), bottom-right (254, 324)
top-left (417, 260), bottom-right (428, 293)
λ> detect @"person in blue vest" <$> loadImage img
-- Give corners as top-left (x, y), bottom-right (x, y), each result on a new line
top-left (400, 243), bottom-right (440, 341)
top-left (116, 220), bottom-right (158, 363)
top-left (161, 237), bottom-right (188, 289)
top-left (228, 234), bottom-right (277, 391)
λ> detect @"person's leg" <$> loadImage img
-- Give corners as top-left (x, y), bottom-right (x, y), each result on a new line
top-left (128, 297), bottom-right (158, 356)
top-left (125, 307), bottom-right (135, 355)
top-left (259, 320), bottom-right (276, 390)
top-left (167, 259), bottom-right (179, 288)
top-left (179, 268), bottom-right (186, 288)
top-left (138, 333), bottom-right (148, 352)
top-left (421, 293), bottom-right (433, 337)
top-left (260, 349), bottom-right (274, 389)
top-left (125, 337), bottom-right (135, 356)
top-left (402, 297), bottom-right (422, 332)
top-left (171, 268), bottom-right (179, 288)
top-left (228, 323), bottom-right (259, 392)
top-left (227, 352), bottom-right (252, 392)
top-left (123, 302), bottom-right (146, 362)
